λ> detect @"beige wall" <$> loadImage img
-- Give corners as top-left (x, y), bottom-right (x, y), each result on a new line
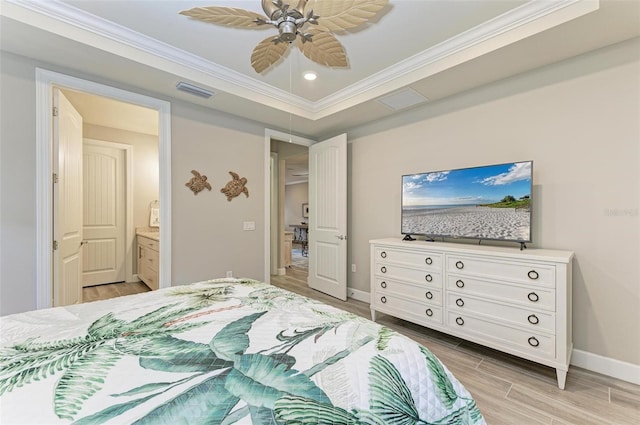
top-left (1, 38), bottom-right (638, 368)
top-left (170, 101), bottom-right (265, 285)
top-left (285, 182), bottom-right (309, 230)
top-left (348, 39), bottom-right (640, 365)
top-left (0, 51), bottom-right (266, 315)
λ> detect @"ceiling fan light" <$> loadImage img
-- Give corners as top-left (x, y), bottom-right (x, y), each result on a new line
top-left (303, 71), bottom-right (317, 81)
top-left (278, 21), bottom-right (298, 42)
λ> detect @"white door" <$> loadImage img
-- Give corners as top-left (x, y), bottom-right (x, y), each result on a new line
top-left (53, 89), bottom-right (83, 307)
top-left (82, 142), bottom-right (126, 287)
top-left (308, 133), bottom-right (348, 300)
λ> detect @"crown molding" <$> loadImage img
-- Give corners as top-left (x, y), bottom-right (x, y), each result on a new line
top-left (2, 0), bottom-right (316, 117)
top-left (3, 0), bottom-right (599, 121)
top-left (312, 0), bottom-right (599, 118)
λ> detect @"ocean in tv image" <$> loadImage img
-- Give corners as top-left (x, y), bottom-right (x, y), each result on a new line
top-left (402, 161), bottom-right (532, 241)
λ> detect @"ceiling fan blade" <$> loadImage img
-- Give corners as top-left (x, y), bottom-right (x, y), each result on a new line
top-left (297, 31), bottom-right (347, 68)
top-left (180, 6), bottom-right (267, 28)
top-left (306, 0), bottom-right (388, 32)
top-left (251, 36), bottom-right (289, 73)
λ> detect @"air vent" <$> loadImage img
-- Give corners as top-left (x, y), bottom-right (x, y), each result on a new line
top-left (377, 88), bottom-right (428, 111)
top-left (175, 81), bottom-right (214, 99)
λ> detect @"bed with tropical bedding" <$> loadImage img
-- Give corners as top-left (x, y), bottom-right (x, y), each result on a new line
top-left (0, 278), bottom-right (485, 424)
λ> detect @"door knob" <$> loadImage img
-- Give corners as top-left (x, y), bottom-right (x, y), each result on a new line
top-left (336, 235), bottom-right (347, 240)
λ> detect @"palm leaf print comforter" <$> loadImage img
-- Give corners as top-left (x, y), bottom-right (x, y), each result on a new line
top-left (0, 278), bottom-right (485, 424)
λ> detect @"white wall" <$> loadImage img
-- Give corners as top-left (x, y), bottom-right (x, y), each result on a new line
top-left (285, 182), bottom-right (308, 230)
top-left (0, 51), bottom-right (266, 315)
top-left (347, 39), bottom-right (640, 366)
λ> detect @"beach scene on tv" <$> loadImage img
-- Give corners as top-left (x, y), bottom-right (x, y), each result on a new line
top-left (402, 161), bottom-right (532, 242)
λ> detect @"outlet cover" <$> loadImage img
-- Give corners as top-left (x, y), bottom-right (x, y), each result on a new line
top-left (243, 221), bottom-right (256, 231)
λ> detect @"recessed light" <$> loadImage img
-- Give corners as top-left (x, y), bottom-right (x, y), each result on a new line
top-left (303, 71), bottom-right (317, 81)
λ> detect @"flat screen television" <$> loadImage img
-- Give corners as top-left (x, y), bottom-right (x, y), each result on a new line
top-left (401, 161), bottom-right (532, 244)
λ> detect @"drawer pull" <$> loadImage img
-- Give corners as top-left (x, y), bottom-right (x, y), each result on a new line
top-left (425, 274), bottom-right (433, 282)
top-left (456, 298), bottom-right (464, 307)
top-left (380, 251), bottom-right (387, 259)
top-left (425, 257), bottom-right (433, 265)
top-left (425, 291), bottom-right (433, 300)
top-left (425, 308), bottom-right (433, 317)
top-left (455, 260), bottom-right (464, 270)
top-left (380, 266), bottom-right (387, 273)
top-left (528, 270), bottom-right (539, 280)
top-left (527, 292), bottom-right (539, 302)
top-left (528, 337), bottom-right (540, 347)
top-left (528, 314), bottom-right (539, 325)
top-left (380, 281), bottom-right (387, 289)
top-left (380, 296), bottom-right (387, 304)
top-left (455, 317), bottom-right (464, 326)
top-left (455, 279), bottom-right (464, 288)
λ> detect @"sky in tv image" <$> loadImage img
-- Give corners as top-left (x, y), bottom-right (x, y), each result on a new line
top-left (403, 162), bottom-right (532, 208)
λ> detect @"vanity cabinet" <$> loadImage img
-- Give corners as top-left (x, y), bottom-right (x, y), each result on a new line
top-left (370, 238), bottom-right (573, 389)
top-left (137, 234), bottom-right (159, 290)
top-left (284, 231), bottom-right (293, 268)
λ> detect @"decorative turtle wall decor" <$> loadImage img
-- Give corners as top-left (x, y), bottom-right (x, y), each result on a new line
top-left (221, 171), bottom-right (249, 201)
top-left (185, 170), bottom-right (212, 195)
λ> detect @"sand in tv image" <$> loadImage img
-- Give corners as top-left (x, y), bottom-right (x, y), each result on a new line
top-left (402, 161), bottom-right (532, 241)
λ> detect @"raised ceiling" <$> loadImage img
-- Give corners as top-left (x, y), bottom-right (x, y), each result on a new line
top-left (1, 0), bottom-right (639, 139)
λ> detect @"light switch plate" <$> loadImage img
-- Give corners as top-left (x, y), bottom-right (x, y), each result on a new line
top-left (243, 221), bottom-right (256, 231)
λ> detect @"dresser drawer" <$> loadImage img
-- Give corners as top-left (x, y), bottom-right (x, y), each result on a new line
top-left (446, 255), bottom-right (555, 287)
top-left (374, 263), bottom-right (442, 287)
top-left (446, 275), bottom-right (555, 311)
top-left (375, 278), bottom-right (442, 305)
top-left (374, 293), bottom-right (442, 325)
top-left (447, 293), bottom-right (555, 332)
top-left (375, 248), bottom-right (441, 270)
top-left (138, 236), bottom-right (159, 251)
top-left (447, 312), bottom-right (555, 358)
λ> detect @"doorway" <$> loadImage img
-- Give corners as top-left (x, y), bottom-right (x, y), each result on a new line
top-left (264, 130), bottom-right (348, 301)
top-left (35, 68), bottom-right (172, 309)
top-left (265, 130), bottom-right (312, 283)
top-left (280, 148), bottom-right (310, 277)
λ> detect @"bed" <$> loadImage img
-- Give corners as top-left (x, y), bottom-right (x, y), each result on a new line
top-left (1, 278), bottom-right (485, 424)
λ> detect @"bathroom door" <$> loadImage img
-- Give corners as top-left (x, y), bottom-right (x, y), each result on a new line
top-left (82, 141), bottom-right (126, 286)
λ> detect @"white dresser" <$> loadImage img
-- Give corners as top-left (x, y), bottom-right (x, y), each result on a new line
top-left (370, 238), bottom-right (573, 389)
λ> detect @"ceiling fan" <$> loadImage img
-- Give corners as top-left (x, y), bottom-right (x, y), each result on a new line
top-left (180, 0), bottom-right (388, 74)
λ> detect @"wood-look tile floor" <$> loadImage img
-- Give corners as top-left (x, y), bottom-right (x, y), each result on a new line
top-left (82, 281), bottom-right (150, 303)
top-left (271, 267), bottom-right (640, 425)
top-left (83, 273), bottom-right (639, 424)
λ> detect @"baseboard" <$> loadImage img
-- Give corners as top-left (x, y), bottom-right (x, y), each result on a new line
top-left (571, 349), bottom-right (640, 385)
top-left (277, 268), bottom-right (286, 276)
top-left (347, 287), bottom-right (370, 304)
top-left (344, 288), bottom-right (639, 385)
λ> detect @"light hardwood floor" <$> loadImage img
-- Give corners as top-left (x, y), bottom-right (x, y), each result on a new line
top-left (271, 267), bottom-right (640, 425)
top-left (83, 273), bottom-right (639, 424)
